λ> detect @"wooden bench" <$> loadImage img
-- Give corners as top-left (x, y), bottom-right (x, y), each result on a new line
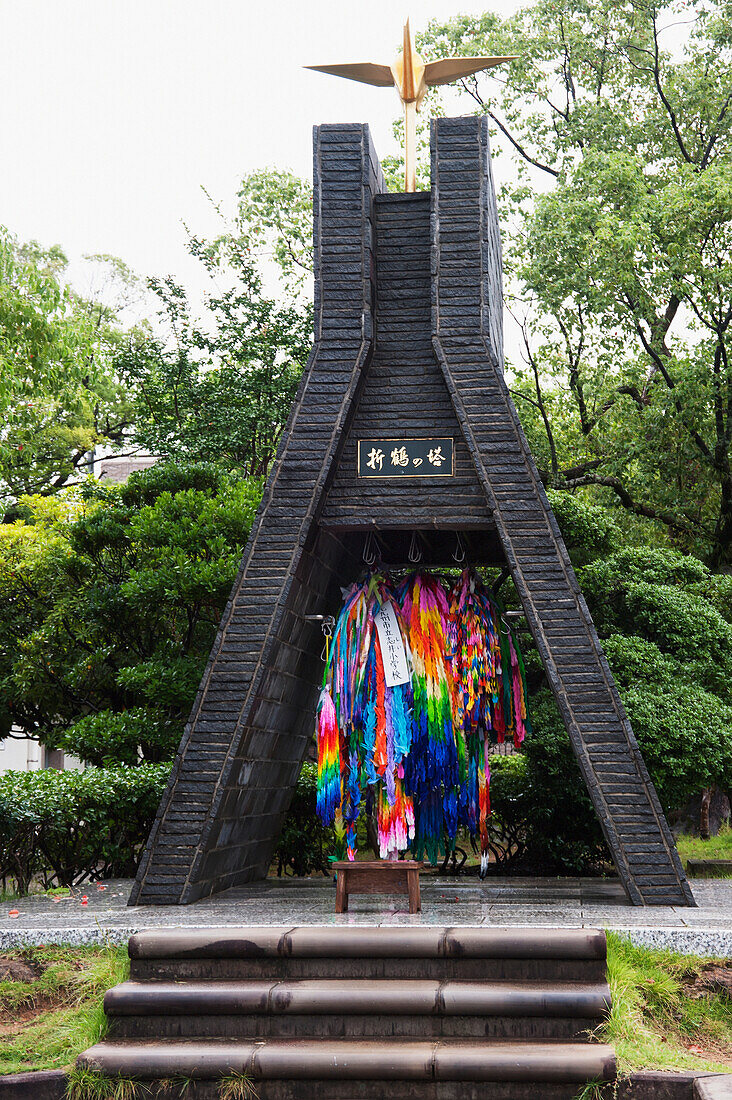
top-left (332, 860), bottom-right (423, 913)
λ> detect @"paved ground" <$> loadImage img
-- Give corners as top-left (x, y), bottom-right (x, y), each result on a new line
top-left (1, 875), bottom-right (731, 955)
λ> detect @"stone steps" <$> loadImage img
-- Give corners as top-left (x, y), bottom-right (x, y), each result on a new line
top-left (127, 924), bottom-right (609, 983)
top-left (80, 1037), bottom-right (615, 1083)
top-left (106, 977), bottom-right (609, 1041)
top-left (78, 925), bottom-right (616, 1099)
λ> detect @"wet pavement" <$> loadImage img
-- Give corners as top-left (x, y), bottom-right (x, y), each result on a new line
top-left (1, 875), bottom-right (730, 955)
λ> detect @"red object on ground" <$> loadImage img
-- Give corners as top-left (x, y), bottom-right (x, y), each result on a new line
top-left (8, 910), bottom-right (19, 918)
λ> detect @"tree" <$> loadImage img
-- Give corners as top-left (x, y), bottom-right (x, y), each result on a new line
top-left (120, 223), bottom-right (312, 476)
top-left (0, 228), bottom-right (136, 508)
top-left (543, 493), bottom-right (732, 810)
top-left (417, 0), bottom-right (732, 566)
top-left (0, 462), bottom-right (259, 764)
top-left (231, 169), bottom-right (314, 295)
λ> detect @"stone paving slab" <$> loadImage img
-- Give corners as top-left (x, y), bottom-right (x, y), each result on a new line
top-left (0, 877), bottom-right (730, 955)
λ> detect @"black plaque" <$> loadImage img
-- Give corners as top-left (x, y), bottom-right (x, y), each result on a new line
top-left (357, 438), bottom-right (454, 478)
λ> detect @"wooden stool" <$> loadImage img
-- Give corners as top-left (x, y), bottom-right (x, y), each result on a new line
top-left (332, 860), bottom-right (423, 913)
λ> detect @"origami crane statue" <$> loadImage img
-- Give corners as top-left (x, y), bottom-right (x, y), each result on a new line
top-left (306, 19), bottom-right (516, 192)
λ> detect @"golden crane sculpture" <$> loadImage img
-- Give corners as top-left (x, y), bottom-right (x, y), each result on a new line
top-left (306, 19), bottom-right (516, 193)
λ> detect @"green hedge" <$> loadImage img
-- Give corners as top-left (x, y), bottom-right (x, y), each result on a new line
top-left (0, 763), bottom-right (170, 894)
top-left (273, 763), bottom-right (335, 876)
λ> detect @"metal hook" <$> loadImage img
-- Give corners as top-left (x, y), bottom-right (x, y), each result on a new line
top-left (452, 531), bottom-right (466, 564)
top-left (408, 531), bottom-right (423, 564)
top-left (363, 531), bottom-right (377, 566)
top-left (320, 615), bottom-right (335, 661)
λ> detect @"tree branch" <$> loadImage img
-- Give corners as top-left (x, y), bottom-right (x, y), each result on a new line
top-left (564, 472), bottom-right (702, 536)
top-left (519, 325), bottom-right (559, 479)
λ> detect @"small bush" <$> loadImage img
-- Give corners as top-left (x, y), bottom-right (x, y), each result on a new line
top-left (546, 489), bottom-right (621, 565)
top-left (487, 753), bottom-right (531, 866)
top-left (521, 689), bottom-right (612, 874)
top-left (48, 708), bottom-right (180, 767)
top-left (0, 764), bottom-right (170, 893)
top-left (273, 763), bottom-right (335, 877)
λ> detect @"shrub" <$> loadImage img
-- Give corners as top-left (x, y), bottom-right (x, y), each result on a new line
top-left (48, 708), bottom-right (179, 767)
top-left (272, 763), bottom-right (335, 877)
top-left (621, 687), bottom-right (732, 813)
top-left (486, 753), bottom-right (532, 866)
top-left (546, 489), bottom-right (621, 565)
top-left (0, 763), bottom-right (170, 893)
top-left (0, 461), bottom-right (260, 764)
top-left (521, 689), bottom-right (612, 874)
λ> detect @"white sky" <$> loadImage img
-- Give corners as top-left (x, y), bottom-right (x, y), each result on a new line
top-left (0, 0), bottom-right (526, 297)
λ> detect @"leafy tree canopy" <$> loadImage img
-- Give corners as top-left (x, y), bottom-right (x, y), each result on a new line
top-left (410, 0), bottom-right (732, 566)
top-left (0, 229), bottom-right (137, 508)
top-left (0, 461), bottom-right (259, 764)
top-left (120, 227), bottom-right (312, 476)
top-left (232, 169), bottom-right (314, 294)
top-left (544, 492), bottom-right (732, 815)
top-left (517, 493), bottom-right (732, 870)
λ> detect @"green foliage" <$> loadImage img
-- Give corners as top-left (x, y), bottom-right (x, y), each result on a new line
top-left (486, 753), bottom-right (532, 866)
top-left (0, 461), bottom-right (259, 762)
top-left (122, 210), bottom-right (312, 477)
top-left (0, 228), bottom-right (136, 505)
top-left (602, 933), bottom-right (732, 1074)
top-left (546, 488), bottom-right (621, 565)
top-left (273, 763), bottom-right (335, 877)
top-left (622, 686), bottom-right (732, 812)
top-left (233, 168), bottom-right (314, 292)
top-left (419, 1), bottom-right (732, 565)
top-left (58, 709), bottom-right (177, 768)
top-left (533, 497), bottom-right (732, 819)
top-left (521, 688), bottom-right (611, 873)
top-left (0, 764), bottom-right (170, 891)
top-left (0, 944), bottom-right (129, 1076)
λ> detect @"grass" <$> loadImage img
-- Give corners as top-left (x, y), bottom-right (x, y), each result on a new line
top-left (66, 1069), bottom-right (196, 1100)
top-left (1, 937), bottom-right (730, 1087)
top-left (676, 825), bottom-right (732, 870)
top-left (218, 1072), bottom-right (259, 1100)
top-left (0, 943), bottom-right (128, 1075)
top-left (66, 1069), bottom-right (148, 1100)
top-left (0, 884), bottom-right (72, 903)
top-left (64, 1070), bottom-right (258, 1100)
top-left (600, 933), bottom-right (732, 1075)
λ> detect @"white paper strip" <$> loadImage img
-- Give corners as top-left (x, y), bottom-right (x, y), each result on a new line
top-left (375, 601), bottom-right (410, 687)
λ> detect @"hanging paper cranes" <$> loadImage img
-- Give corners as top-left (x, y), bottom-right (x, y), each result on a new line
top-left (315, 567), bottom-right (532, 873)
top-left (316, 575), bottom-right (415, 861)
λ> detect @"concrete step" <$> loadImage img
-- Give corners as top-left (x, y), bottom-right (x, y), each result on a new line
top-left (128, 925), bottom-right (607, 960)
top-left (79, 926), bottom-right (614, 1097)
top-left (78, 1084), bottom-right (606, 1100)
top-left (128, 925), bottom-right (608, 983)
top-left (130, 955), bottom-right (607, 982)
top-left (108, 1011), bottom-right (601, 1041)
top-left (79, 1037), bottom-right (616, 1085)
top-left (105, 978), bottom-right (609, 1041)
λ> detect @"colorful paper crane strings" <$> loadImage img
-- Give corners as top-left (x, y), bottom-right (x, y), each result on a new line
top-left (315, 568), bottom-right (531, 869)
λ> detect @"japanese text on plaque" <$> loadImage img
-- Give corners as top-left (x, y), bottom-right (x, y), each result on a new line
top-left (357, 438), bottom-right (454, 478)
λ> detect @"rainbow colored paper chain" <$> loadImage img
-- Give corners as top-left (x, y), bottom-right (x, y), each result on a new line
top-left (315, 568), bottom-right (531, 870)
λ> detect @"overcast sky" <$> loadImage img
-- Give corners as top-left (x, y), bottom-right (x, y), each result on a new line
top-left (0, 1), bottom-right (527, 296)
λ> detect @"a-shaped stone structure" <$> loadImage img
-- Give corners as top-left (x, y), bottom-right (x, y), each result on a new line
top-left (131, 118), bottom-right (693, 908)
